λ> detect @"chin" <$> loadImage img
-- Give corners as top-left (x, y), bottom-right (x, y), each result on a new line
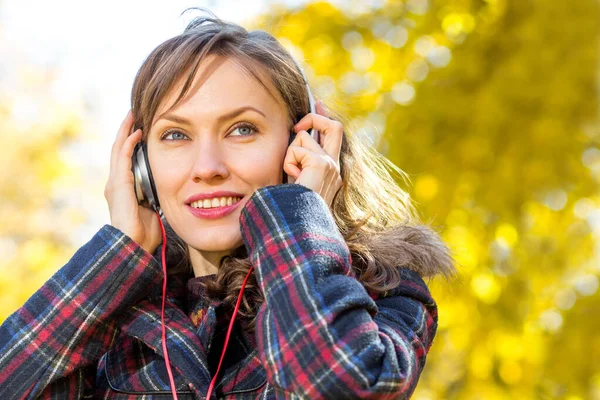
top-left (186, 228), bottom-right (244, 253)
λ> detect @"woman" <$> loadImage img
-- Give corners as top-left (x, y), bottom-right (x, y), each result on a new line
top-left (0, 14), bottom-right (455, 399)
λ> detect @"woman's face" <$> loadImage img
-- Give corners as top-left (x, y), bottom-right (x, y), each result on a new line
top-left (147, 55), bottom-right (290, 259)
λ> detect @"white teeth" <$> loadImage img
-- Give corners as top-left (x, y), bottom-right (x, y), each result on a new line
top-left (190, 197), bottom-right (241, 209)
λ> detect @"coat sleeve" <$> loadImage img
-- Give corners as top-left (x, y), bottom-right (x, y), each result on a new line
top-left (0, 225), bottom-right (163, 399)
top-left (240, 184), bottom-right (438, 399)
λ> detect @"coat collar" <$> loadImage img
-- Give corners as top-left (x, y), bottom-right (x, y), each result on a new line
top-left (117, 270), bottom-right (266, 397)
top-left (118, 297), bottom-right (212, 395)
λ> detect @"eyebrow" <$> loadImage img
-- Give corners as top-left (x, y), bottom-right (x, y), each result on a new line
top-left (155, 106), bottom-right (267, 126)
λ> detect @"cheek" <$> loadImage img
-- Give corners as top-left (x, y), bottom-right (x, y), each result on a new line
top-left (148, 151), bottom-right (189, 202)
top-left (234, 143), bottom-right (287, 185)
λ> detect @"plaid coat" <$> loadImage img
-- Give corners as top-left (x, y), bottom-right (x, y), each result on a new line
top-left (0, 184), bottom-right (439, 399)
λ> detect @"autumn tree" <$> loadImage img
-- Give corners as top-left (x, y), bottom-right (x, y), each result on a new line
top-left (0, 65), bottom-right (84, 319)
top-left (254, 0), bottom-right (600, 398)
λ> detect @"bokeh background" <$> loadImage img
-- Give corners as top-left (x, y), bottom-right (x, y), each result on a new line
top-left (1, 0), bottom-right (599, 398)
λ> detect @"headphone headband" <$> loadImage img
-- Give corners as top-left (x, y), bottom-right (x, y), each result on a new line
top-left (290, 56), bottom-right (317, 116)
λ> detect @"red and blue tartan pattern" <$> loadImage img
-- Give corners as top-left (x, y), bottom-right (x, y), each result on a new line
top-left (240, 184), bottom-right (437, 399)
top-left (0, 227), bottom-right (164, 397)
top-left (0, 184), bottom-right (438, 399)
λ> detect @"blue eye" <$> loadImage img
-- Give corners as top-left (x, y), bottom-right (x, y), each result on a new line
top-left (162, 130), bottom-right (189, 140)
top-left (230, 123), bottom-right (257, 137)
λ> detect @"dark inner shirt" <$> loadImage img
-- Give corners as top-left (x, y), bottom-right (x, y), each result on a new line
top-left (185, 274), bottom-right (255, 380)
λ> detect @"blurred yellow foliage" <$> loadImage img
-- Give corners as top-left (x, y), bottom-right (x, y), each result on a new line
top-left (0, 66), bottom-right (82, 322)
top-left (415, 174), bottom-right (439, 200)
top-left (256, 0), bottom-right (599, 398)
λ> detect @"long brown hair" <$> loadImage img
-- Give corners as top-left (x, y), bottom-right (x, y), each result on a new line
top-left (131, 11), bottom-right (456, 327)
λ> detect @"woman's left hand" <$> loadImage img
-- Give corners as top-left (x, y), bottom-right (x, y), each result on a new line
top-left (284, 100), bottom-right (343, 208)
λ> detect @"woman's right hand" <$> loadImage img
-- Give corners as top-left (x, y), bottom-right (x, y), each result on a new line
top-left (104, 110), bottom-right (162, 254)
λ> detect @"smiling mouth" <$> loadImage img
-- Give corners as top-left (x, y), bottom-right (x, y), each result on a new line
top-left (189, 196), bottom-right (243, 209)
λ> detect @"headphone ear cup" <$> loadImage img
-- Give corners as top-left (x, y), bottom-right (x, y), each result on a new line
top-left (131, 142), bottom-right (160, 211)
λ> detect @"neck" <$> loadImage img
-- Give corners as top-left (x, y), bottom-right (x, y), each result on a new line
top-left (188, 246), bottom-right (229, 277)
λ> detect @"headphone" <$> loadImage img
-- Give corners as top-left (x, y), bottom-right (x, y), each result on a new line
top-left (131, 59), bottom-right (318, 213)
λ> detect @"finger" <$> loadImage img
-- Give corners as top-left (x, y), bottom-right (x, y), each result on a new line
top-left (285, 144), bottom-right (342, 208)
top-left (290, 130), bottom-right (328, 156)
top-left (110, 110), bottom-right (135, 174)
top-left (284, 144), bottom-right (338, 184)
top-left (294, 113), bottom-right (343, 164)
top-left (114, 128), bottom-right (142, 182)
top-left (283, 145), bottom-right (305, 179)
top-left (285, 147), bottom-right (324, 191)
top-left (110, 110), bottom-right (133, 166)
top-left (284, 143), bottom-right (329, 181)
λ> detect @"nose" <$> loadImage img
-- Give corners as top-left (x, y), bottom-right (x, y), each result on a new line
top-left (190, 138), bottom-right (229, 183)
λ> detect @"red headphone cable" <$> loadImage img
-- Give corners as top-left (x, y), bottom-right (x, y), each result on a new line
top-left (156, 210), bottom-right (179, 400)
top-left (155, 210), bottom-right (253, 400)
top-left (205, 265), bottom-right (254, 399)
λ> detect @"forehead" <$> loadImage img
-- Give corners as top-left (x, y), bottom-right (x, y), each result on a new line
top-left (153, 55), bottom-right (284, 124)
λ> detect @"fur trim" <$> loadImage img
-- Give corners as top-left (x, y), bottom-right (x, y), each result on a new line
top-left (365, 224), bottom-right (456, 280)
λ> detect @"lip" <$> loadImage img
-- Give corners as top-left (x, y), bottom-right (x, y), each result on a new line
top-left (186, 200), bottom-right (242, 220)
top-left (185, 191), bottom-right (245, 220)
top-left (185, 191), bottom-right (245, 204)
